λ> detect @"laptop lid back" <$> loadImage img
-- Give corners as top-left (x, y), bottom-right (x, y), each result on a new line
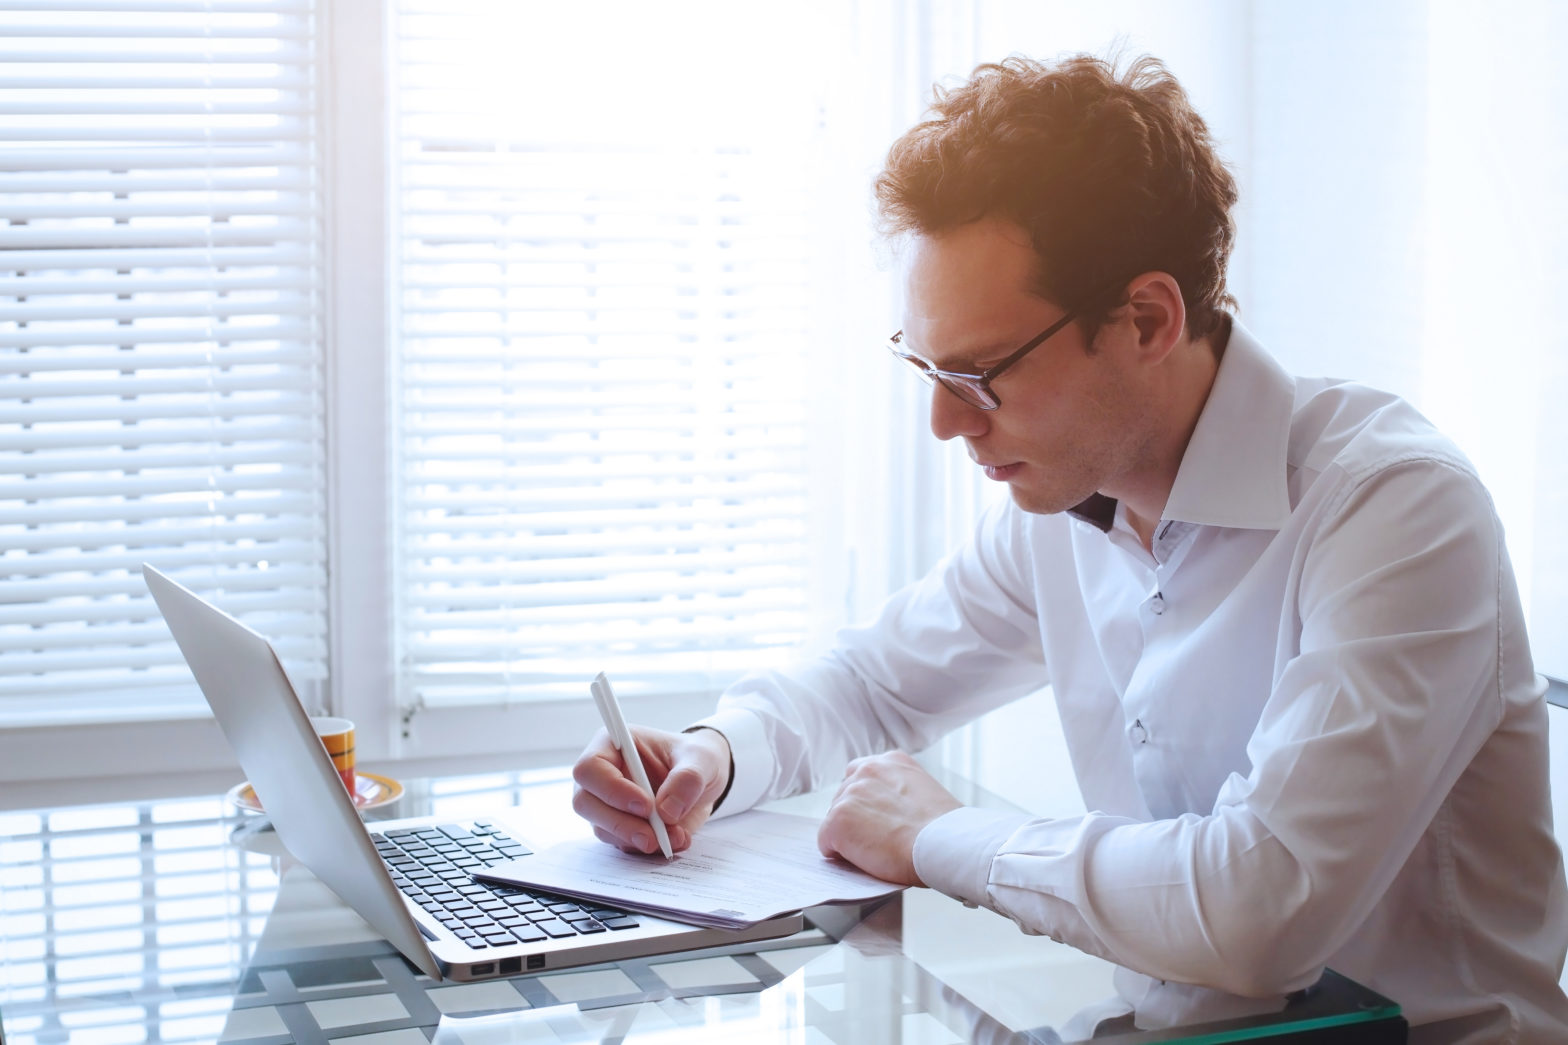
top-left (142, 563), bottom-right (442, 980)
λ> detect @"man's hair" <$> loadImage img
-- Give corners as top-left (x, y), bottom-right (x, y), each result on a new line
top-left (875, 53), bottom-right (1238, 341)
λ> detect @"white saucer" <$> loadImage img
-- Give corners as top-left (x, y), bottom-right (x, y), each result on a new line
top-left (227, 771), bottom-right (405, 814)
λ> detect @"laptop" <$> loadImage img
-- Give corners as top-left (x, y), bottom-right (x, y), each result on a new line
top-left (142, 563), bottom-right (802, 982)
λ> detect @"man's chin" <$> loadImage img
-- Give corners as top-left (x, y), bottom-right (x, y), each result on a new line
top-left (1006, 483), bottom-right (1084, 517)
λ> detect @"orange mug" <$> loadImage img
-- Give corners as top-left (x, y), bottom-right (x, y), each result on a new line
top-left (311, 716), bottom-right (356, 797)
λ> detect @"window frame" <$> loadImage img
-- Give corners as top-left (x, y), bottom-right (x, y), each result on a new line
top-left (0, 0), bottom-right (336, 805)
top-left (0, 0), bottom-right (994, 805)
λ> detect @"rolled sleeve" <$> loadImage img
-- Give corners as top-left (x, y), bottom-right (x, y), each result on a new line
top-left (913, 806), bottom-right (1032, 908)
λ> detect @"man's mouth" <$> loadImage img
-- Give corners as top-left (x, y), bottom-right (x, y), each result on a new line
top-left (980, 461), bottom-right (1022, 481)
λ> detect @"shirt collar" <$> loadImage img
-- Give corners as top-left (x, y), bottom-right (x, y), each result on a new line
top-left (1067, 319), bottom-right (1295, 534)
top-left (1161, 319), bottom-right (1295, 530)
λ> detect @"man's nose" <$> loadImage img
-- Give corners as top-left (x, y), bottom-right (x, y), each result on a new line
top-left (928, 383), bottom-right (988, 442)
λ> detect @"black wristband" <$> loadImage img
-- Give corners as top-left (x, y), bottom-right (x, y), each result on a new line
top-left (681, 725), bottom-right (735, 812)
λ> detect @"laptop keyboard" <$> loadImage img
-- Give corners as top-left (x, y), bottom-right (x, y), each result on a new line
top-left (373, 820), bottom-right (640, 949)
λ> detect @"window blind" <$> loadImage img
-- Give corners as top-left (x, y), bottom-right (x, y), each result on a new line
top-left (393, 2), bottom-right (827, 707)
top-left (0, 1), bottom-right (326, 725)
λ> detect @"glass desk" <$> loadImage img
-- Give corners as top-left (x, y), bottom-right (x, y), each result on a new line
top-left (0, 767), bottom-right (1406, 1044)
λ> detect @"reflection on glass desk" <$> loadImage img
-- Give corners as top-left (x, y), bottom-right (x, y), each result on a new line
top-left (0, 767), bottom-right (1406, 1044)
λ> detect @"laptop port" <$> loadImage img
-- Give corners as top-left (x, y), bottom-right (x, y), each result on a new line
top-left (526, 954), bottom-right (545, 970)
top-left (471, 962), bottom-right (494, 975)
top-left (499, 957), bottom-right (521, 975)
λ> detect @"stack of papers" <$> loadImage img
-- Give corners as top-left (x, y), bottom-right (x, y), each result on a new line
top-left (478, 810), bottom-right (905, 929)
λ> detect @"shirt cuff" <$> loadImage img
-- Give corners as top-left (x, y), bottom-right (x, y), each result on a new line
top-left (684, 707), bottom-right (774, 820)
top-left (913, 806), bottom-right (1032, 908)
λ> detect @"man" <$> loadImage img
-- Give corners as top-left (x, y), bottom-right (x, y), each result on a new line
top-left (572, 54), bottom-right (1568, 1039)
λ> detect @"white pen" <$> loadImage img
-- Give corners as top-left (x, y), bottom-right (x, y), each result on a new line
top-left (590, 671), bottom-right (674, 860)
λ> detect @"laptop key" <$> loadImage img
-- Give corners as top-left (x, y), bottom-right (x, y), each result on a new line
top-left (381, 822), bottom-right (621, 951)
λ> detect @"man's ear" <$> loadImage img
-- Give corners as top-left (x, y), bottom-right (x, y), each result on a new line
top-left (1123, 271), bottom-right (1186, 365)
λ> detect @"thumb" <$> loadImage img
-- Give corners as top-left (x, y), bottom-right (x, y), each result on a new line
top-left (657, 758), bottom-right (719, 825)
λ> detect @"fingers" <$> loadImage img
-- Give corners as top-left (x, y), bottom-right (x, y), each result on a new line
top-left (572, 730), bottom-right (655, 814)
top-left (573, 779), bottom-right (661, 853)
top-left (817, 812), bottom-right (843, 860)
top-left (590, 822), bottom-right (691, 855)
top-left (657, 761), bottom-right (715, 825)
top-left (572, 729), bottom-right (665, 853)
top-left (571, 725), bottom-right (723, 855)
top-left (656, 764), bottom-right (697, 823)
top-left (812, 751), bottom-right (957, 885)
top-left (653, 727), bottom-right (730, 832)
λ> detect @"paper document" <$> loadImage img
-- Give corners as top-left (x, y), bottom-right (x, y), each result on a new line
top-left (477, 810), bottom-right (904, 929)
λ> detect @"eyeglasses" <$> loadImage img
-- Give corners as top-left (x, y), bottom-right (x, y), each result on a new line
top-left (884, 306), bottom-right (1082, 411)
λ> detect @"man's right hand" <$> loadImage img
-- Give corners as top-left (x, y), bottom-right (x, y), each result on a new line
top-left (570, 724), bottom-right (732, 855)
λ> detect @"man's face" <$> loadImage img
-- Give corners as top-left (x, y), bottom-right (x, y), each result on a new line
top-left (898, 219), bottom-right (1156, 515)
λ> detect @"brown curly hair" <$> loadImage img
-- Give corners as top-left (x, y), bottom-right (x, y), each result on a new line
top-left (875, 54), bottom-right (1238, 341)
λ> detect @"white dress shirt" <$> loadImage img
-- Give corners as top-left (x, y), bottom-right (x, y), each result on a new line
top-left (695, 321), bottom-right (1568, 1041)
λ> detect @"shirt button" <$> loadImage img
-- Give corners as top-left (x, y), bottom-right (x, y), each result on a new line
top-left (1129, 718), bottom-right (1148, 744)
top-left (1148, 592), bottom-right (1166, 615)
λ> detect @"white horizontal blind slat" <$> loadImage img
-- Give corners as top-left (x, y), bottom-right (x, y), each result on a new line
top-left (0, 2), bottom-right (327, 726)
top-left (393, 0), bottom-right (827, 709)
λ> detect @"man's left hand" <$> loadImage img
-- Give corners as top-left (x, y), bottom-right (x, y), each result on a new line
top-left (817, 750), bottom-right (962, 886)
